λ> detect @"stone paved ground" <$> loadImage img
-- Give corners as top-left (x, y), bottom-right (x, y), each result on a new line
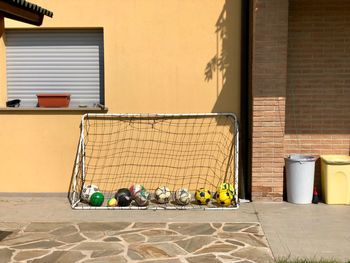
top-left (1, 197), bottom-right (350, 261)
top-left (0, 222), bottom-right (274, 263)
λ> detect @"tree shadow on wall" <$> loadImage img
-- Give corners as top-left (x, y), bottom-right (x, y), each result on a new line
top-left (204, 1), bottom-right (249, 199)
top-left (204, 1), bottom-right (239, 115)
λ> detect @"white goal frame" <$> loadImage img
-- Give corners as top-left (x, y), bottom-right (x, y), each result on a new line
top-left (69, 112), bottom-right (239, 210)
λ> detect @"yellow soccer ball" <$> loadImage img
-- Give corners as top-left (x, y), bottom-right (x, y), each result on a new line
top-left (216, 189), bottom-right (233, 207)
top-left (217, 182), bottom-right (235, 196)
top-left (195, 188), bottom-right (212, 205)
top-left (107, 198), bottom-right (118, 207)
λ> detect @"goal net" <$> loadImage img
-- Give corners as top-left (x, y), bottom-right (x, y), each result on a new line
top-left (69, 113), bottom-right (239, 210)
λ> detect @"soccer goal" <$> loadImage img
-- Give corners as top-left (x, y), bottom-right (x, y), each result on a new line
top-left (69, 113), bottom-right (239, 210)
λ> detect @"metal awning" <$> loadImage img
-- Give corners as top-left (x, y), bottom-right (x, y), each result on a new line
top-left (0, 0), bottom-right (53, 26)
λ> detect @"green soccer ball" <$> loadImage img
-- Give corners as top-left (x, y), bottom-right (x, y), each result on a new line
top-left (89, 192), bottom-right (104, 206)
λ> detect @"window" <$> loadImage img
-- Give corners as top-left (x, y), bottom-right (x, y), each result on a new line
top-left (5, 29), bottom-right (104, 107)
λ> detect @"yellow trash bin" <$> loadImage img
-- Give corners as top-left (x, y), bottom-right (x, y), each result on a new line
top-left (321, 155), bottom-right (350, 204)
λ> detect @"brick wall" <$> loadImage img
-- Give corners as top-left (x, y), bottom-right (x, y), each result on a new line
top-left (251, 0), bottom-right (289, 201)
top-left (286, 0), bottom-right (350, 193)
top-left (251, 0), bottom-right (350, 201)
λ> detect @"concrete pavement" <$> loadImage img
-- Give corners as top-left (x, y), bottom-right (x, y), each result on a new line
top-left (253, 202), bottom-right (350, 262)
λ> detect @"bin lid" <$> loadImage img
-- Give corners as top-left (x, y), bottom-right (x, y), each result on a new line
top-left (286, 154), bottom-right (318, 162)
top-left (320, 155), bottom-right (350, 165)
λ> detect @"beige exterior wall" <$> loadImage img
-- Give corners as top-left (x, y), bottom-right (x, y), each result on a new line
top-left (0, 0), bottom-right (242, 192)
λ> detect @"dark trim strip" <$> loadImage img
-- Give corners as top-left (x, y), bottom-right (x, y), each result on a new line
top-left (240, 0), bottom-right (251, 200)
top-left (7, 0), bottom-right (53, 17)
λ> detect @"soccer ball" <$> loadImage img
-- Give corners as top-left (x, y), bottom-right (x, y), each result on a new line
top-left (195, 188), bottom-right (212, 205)
top-left (175, 188), bottom-right (191, 206)
top-left (107, 198), bottom-right (118, 207)
top-left (217, 182), bottom-right (235, 196)
top-left (81, 184), bottom-right (99, 202)
top-left (216, 189), bottom-right (233, 207)
top-left (89, 192), bottom-right (104, 207)
top-left (155, 186), bottom-right (171, 204)
top-left (129, 184), bottom-right (145, 197)
top-left (134, 189), bottom-right (150, 206)
top-left (130, 184), bottom-right (150, 206)
top-left (115, 188), bottom-right (132, 207)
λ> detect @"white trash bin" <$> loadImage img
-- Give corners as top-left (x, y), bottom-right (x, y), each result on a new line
top-left (285, 154), bottom-right (317, 204)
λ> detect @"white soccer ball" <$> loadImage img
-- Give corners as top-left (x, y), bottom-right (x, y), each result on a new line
top-left (175, 188), bottom-right (191, 205)
top-left (155, 186), bottom-right (171, 204)
top-left (81, 184), bottom-right (99, 202)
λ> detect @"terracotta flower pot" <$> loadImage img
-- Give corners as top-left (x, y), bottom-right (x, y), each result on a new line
top-left (37, 93), bottom-right (71, 108)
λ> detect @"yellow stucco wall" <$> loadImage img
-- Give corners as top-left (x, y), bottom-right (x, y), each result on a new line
top-left (0, 0), bottom-right (241, 192)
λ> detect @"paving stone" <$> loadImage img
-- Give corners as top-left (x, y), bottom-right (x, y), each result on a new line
top-left (0, 231), bottom-right (13, 241)
top-left (1, 232), bottom-right (52, 246)
top-left (50, 225), bottom-right (77, 236)
top-left (78, 222), bottom-right (131, 232)
top-left (218, 232), bottom-right (268, 247)
top-left (0, 222), bottom-right (25, 230)
top-left (24, 222), bottom-right (67, 232)
top-left (56, 233), bottom-right (86, 243)
top-left (222, 223), bottom-right (256, 233)
top-left (120, 233), bottom-right (146, 243)
top-left (105, 231), bottom-right (119, 236)
top-left (14, 250), bottom-right (50, 261)
top-left (127, 247), bottom-right (143, 260)
top-left (71, 241), bottom-right (124, 251)
top-left (128, 243), bottom-right (187, 260)
top-left (147, 259), bottom-right (183, 263)
top-left (232, 247), bottom-right (274, 263)
top-left (243, 226), bottom-right (261, 235)
top-left (142, 229), bottom-right (184, 242)
top-left (81, 231), bottom-right (105, 240)
top-left (133, 222), bottom-right (166, 229)
top-left (13, 240), bottom-right (65, 250)
top-left (212, 223), bottom-right (222, 229)
top-left (142, 229), bottom-right (178, 237)
top-left (186, 254), bottom-right (222, 263)
top-left (217, 254), bottom-right (242, 262)
top-left (28, 251), bottom-right (86, 263)
top-left (58, 244), bottom-right (76, 250)
top-left (195, 243), bottom-right (238, 254)
top-left (169, 223), bottom-right (216, 235)
top-left (103, 237), bottom-right (121, 242)
top-left (175, 236), bottom-right (216, 253)
top-left (0, 248), bottom-right (14, 263)
top-left (91, 249), bottom-right (123, 258)
top-left (149, 234), bottom-right (185, 242)
top-left (225, 239), bottom-right (246, 247)
top-left (113, 229), bottom-right (143, 235)
top-left (84, 255), bottom-right (127, 263)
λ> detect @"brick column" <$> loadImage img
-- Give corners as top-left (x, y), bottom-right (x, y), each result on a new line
top-left (251, 0), bottom-right (288, 201)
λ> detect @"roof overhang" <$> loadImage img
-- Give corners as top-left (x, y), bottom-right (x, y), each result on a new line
top-left (0, 0), bottom-right (53, 26)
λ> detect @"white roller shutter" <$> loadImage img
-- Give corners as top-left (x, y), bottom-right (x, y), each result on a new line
top-left (6, 29), bottom-right (104, 107)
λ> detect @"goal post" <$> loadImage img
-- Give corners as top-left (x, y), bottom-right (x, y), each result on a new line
top-left (69, 113), bottom-right (239, 210)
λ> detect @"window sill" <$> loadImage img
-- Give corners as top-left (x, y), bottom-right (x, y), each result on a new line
top-left (0, 106), bottom-right (108, 114)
